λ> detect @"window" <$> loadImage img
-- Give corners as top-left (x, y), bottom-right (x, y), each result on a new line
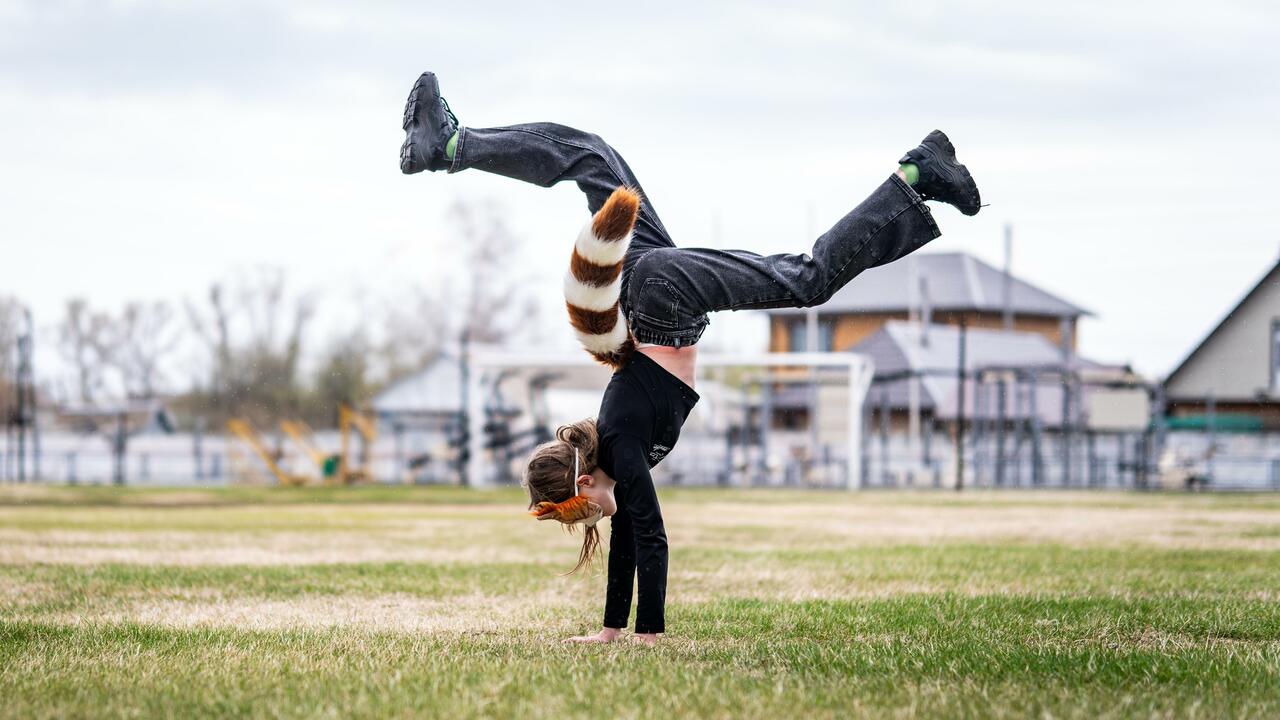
top-left (790, 318), bottom-right (835, 352)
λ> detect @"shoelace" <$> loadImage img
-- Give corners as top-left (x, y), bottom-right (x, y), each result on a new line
top-left (440, 96), bottom-right (459, 128)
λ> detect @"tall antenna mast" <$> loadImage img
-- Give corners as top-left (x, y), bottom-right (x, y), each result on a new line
top-left (1002, 223), bottom-right (1014, 331)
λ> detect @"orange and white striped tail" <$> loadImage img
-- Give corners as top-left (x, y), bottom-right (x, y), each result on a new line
top-left (563, 187), bottom-right (640, 369)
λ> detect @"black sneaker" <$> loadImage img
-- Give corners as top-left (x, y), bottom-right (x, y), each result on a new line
top-left (899, 130), bottom-right (981, 216)
top-left (400, 71), bottom-right (459, 174)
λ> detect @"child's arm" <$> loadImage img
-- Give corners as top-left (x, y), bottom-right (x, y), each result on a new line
top-left (609, 435), bottom-right (668, 637)
top-left (566, 503), bottom-right (635, 644)
top-left (603, 497), bottom-right (635, 629)
top-left (565, 436), bottom-right (667, 644)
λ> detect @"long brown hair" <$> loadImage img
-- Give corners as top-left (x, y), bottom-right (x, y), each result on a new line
top-left (523, 418), bottom-right (603, 574)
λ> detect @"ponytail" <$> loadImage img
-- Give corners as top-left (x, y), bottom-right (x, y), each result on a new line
top-left (572, 525), bottom-right (601, 575)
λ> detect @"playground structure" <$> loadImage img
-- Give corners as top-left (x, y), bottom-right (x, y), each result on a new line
top-left (462, 351), bottom-right (876, 489)
top-left (226, 418), bottom-right (309, 486)
top-left (225, 404), bottom-right (378, 486)
top-left (337, 403), bottom-right (378, 483)
top-left (863, 362), bottom-right (1160, 490)
top-left (480, 369), bottom-right (557, 481)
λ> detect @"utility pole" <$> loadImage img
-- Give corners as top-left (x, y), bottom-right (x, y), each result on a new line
top-left (458, 329), bottom-right (471, 487)
top-left (1060, 318), bottom-right (1074, 486)
top-left (955, 320), bottom-right (968, 491)
top-left (804, 203), bottom-right (820, 468)
top-left (907, 258), bottom-right (921, 475)
top-left (1002, 224), bottom-right (1014, 331)
top-left (14, 309), bottom-right (35, 482)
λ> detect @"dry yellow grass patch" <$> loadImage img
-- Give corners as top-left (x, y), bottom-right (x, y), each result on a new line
top-left (670, 501), bottom-right (1280, 551)
top-left (0, 527), bottom-right (534, 566)
top-left (26, 591), bottom-right (580, 634)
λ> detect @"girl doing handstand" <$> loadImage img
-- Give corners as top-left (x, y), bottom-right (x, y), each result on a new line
top-left (400, 71), bottom-right (981, 646)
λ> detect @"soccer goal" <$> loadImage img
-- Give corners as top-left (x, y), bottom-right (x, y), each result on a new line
top-left (463, 350), bottom-right (874, 490)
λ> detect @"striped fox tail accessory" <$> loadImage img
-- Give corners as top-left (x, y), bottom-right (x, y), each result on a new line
top-left (529, 495), bottom-right (603, 527)
top-left (526, 447), bottom-right (604, 529)
top-left (564, 186), bottom-right (641, 370)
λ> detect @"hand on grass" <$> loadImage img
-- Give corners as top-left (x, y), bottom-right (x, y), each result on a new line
top-left (566, 627), bottom-right (621, 644)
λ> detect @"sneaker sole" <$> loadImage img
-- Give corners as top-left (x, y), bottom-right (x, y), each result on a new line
top-left (921, 130), bottom-right (980, 216)
top-left (400, 72), bottom-right (439, 174)
top-left (402, 72), bottom-right (438, 131)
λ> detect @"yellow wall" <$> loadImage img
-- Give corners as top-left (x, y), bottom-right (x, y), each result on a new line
top-left (769, 312), bottom-right (1078, 352)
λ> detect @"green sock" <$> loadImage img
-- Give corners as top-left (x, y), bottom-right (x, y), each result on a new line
top-left (445, 131), bottom-right (459, 160)
top-left (899, 163), bottom-right (919, 186)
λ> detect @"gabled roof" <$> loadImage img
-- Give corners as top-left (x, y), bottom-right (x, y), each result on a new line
top-left (766, 252), bottom-right (1090, 318)
top-left (853, 321), bottom-right (1115, 423)
top-left (1166, 259), bottom-right (1280, 385)
top-left (372, 354), bottom-right (462, 415)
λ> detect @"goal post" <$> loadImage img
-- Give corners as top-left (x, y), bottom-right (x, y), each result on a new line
top-left (464, 350), bottom-right (874, 490)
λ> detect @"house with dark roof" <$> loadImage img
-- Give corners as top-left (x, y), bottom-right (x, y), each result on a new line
top-left (852, 321), bottom-right (1140, 427)
top-left (1165, 260), bottom-right (1280, 429)
top-left (765, 252), bottom-right (1090, 353)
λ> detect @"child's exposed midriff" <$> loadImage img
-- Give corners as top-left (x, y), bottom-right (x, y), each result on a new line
top-left (636, 344), bottom-right (698, 391)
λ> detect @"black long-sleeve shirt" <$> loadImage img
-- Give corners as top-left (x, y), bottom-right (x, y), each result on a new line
top-left (596, 351), bottom-right (699, 634)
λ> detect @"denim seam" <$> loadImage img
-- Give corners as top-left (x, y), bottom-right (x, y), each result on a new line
top-left (625, 250), bottom-right (705, 347)
top-left (632, 278), bottom-right (682, 329)
top-left (806, 174), bottom-right (941, 305)
top-left (713, 176), bottom-right (933, 311)
top-left (713, 180), bottom-right (917, 311)
top-left (483, 126), bottom-right (664, 229)
top-left (622, 249), bottom-right (660, 312)
top-left (717, 271), bottom-right (792, 311)
top-left (892, 173), bottom-right (942, 238)
top-left (447, 126), bottom-right (466, 174)
top-left (631, 325), bottom-right (706, 347)
top-left (806, 203), bottom-right (913, 305)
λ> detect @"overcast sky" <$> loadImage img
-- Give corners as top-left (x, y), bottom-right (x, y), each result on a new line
top-left (2, 0), bottom-right (1278, 388)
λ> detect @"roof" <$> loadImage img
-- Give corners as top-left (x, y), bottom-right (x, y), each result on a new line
top-left (1165, 259), bottom-right (1280, 385)
top-left (371, 351), bottom-right (616, 417)
top-left (766, 252), bottom-right (1090, 318)
top-left (372, 354), bottom-right (463, 415)
top-left (869, 320), bottom-right (1073, 376)
top-left (851, 321), bottom-right (1116, 423)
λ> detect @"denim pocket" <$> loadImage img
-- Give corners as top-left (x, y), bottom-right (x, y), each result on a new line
top-left (634, 278), bottom-right (681, 329)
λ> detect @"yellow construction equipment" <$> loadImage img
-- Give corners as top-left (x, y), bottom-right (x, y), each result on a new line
top-left (338, 404), bottom-right (377, 484)
top-left (226, 418), bottom-right (311, 486)
top-left (279, 419), bottom-right (336, 481)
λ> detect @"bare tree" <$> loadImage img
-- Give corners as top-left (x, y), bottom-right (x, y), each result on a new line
top-left (185, 267), bottom-right (317, 425)
top-left (446, 198), bottom-right (541, 346)
top-left (107, 300), bottom-right (184, 399)
top-left (58, 298), bottom-right (112, 404)
top-left (0, 296), bottom-right (26, 413)
top-left (312, 330), bottom-right (372, 416)
top-left (370, 200), bottom-right (539, 388)
top-left (376, 287), bottom-right (450, 384)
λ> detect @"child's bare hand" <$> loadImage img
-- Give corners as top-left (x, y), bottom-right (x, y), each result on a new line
top-left (565, 628), bottom-right (621, 644)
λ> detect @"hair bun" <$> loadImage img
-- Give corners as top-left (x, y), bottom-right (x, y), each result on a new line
top-left (554, 419), bottom-right (599, 469)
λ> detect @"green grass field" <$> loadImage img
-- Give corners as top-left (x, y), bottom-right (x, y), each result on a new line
top-left (2, 485), bottom-right (1279, 719)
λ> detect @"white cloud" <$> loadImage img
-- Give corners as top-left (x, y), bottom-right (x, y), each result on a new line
top-left (1, 0), bottom-right (1278, 383)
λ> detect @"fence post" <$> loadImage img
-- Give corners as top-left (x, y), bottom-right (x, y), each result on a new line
top-left (955, 321), bottom-right (968, 492)
top-left (878, 386), bottom-right (890, 486)
top-left (995, 376), bottom-right (1008, 487)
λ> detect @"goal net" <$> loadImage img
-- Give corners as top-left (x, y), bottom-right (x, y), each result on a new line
top-left (464, 350), bottom-right (874, 490)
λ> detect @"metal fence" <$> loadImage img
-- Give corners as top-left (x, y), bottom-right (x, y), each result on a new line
top-left (6, 422), bottom-right (1280, 492)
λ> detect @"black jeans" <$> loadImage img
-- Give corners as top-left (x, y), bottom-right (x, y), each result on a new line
top-left (452, 123), bottom-right (942, 347)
